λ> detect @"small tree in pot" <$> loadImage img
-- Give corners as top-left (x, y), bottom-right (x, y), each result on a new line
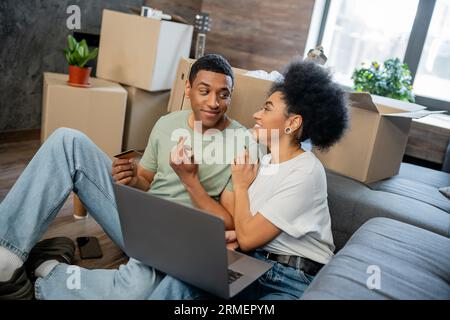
top-left (64, 35), bottom-right (98, 87)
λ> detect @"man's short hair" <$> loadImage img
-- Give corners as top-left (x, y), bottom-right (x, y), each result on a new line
top-left (189, 54), bottom-right (234, 87)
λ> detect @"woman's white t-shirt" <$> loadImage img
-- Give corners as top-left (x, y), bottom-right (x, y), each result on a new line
top-left (248, 151), bottom-right (335, 264)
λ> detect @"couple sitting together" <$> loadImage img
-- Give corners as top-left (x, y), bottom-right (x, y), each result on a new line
top-left (0, 54), bottom-right (348, 300)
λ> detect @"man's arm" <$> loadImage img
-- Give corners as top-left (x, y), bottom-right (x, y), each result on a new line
top-left (169, 136), bottom-right (234, 229)
top-left (112, 158), bottom-right (155, 192)
top-left (182, 179), bottom-right (234, 230)
top-left (134, 163), bottom-right (156, 191)
top-left (220, 188), bottom-right (234, 216)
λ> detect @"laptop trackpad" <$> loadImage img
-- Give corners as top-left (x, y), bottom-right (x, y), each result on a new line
top-left (227, 249), bottom-right (243, 265)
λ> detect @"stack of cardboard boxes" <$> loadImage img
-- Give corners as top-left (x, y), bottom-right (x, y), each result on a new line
top-left (41, 9), bottom-right (194, 157)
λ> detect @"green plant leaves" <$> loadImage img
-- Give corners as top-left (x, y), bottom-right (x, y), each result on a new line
top-left (352, 58), bottom-right (415, 102)
top-left (68, 35), bottom-right (77, 52)
top-left (63, 48), bottom-right (72, 65)
top-left (63, 34), bottom-right (98, 68)
top-left (79, 39), bottom-right (89, 56)
top-left (77, 45), bottom-right (84, 57)
top-left (88, 47), bottom-right (98, 61)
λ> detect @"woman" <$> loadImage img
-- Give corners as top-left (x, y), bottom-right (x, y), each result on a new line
top-left (149, 59), bottom-right (349, 300)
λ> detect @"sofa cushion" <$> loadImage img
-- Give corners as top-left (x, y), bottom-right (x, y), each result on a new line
top-left (326, 171), bottom-right (450, 251)
top-left (398, 162), bottom-right (450, 188)
top-left (301, 218), bottom-right (450, 300)
top-left (369, 177), bottom-right (450, 213)
top-left (369, 163), bottom-right (450, 213)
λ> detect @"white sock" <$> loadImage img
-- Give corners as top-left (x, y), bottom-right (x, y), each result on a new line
top-left (0, 246), bottom-right (24, 281)
top-left (35, 260), bottom-right (59, 278)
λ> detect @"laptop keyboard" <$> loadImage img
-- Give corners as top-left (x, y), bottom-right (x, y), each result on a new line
top-left (227, 269), bottom-right (243, 284)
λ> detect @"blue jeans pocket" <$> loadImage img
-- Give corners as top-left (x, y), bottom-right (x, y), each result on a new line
top-left (298, 270), bottom-right (314, 285)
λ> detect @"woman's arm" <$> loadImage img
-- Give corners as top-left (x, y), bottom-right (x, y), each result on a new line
top-left (231, 150), bottom-right (282, 252)
top-left (233, 187), bottom-right (281, 251)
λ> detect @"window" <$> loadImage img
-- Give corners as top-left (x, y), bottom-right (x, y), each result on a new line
top-left (320, 0), bottom-right (419, 86)
top-left (309, 0), bottom-right (450, 111)
top-left (414, 0), bottom-right (450, 101)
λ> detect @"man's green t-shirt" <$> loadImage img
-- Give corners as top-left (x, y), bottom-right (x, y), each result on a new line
top-left (140, 110), bottom-right (254, 207)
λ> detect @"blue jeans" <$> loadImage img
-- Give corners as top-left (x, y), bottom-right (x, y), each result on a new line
top-left (149, 250), bottom-right (315, 300)
top-left (0, 128), bottom-right (163, 299)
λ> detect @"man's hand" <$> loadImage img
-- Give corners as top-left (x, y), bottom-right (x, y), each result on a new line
top-left (112, 158), bottom-right (138, 187)
top-left (231, 149), bottom-right (259, 191)
top-left (170, 136), bottom-right (198, 186)
top-left (225, 230), bottom-right (239, 251)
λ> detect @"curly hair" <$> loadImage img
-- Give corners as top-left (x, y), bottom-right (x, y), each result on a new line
top-left (189, 54), bottom-right (234, 87)
top-left (270, 59), bottom-right (349, 150)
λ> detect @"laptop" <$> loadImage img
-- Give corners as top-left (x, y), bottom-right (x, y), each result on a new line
top-left (113, 183), bottom-right (272, 299)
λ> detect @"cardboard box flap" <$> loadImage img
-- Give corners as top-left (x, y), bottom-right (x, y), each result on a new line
top-left (371, 94), bottom-right (426, 112)
top-left (348, 92), bottom-right (380, 113)
top-left (350, 92), bottom-right (435, 119)
top-left (233, 67), bottom-right (249, 75)
top-left (383, 110), bottom-right (447, 119)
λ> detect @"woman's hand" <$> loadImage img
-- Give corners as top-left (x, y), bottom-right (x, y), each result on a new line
top-left (225, 230), bottom-right (239, 251)
top-left (231, 149), bottom-right (259, 191)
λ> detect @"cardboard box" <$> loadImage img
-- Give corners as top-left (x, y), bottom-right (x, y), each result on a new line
top-left (167, 57), bottom-right (273, 128)
top-left (313, 92), bottom-right (435, 183)
top-left (122, 86), bottom-right (170, 151)
top-left (96, 9), bottom-right (193, 92)
top-left (41, 72), bottom-right (127, 159)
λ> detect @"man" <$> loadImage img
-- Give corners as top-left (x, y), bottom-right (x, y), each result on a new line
top-left (0, 54), bottom-right (248, 299)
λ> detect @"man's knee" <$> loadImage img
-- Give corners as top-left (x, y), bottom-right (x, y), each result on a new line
top-left (50, 127), bottom-right (86, 141)
top-left (48, 128), bottom-right (91, 150)
top-left (114, 260), bottom-right (161, 298)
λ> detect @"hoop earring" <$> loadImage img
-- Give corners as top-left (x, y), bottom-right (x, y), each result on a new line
top-left (284, 127), bottom-right (292, 134)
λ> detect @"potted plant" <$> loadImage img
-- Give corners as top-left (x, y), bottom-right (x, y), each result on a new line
top-left (64, 35), bottom-right (99, 87)
top-left (352, 58), bottom-right (415, 102)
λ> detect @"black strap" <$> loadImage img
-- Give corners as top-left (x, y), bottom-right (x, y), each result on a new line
top-left (260, 250), bottom-right (324, 276)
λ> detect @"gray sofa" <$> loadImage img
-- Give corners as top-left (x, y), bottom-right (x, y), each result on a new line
top-left (302, 163), bottom-right (450, 299)
top-left (302, 217), bottom-right (450, 299)
top-left (327, 165), bottom-right (450, 252)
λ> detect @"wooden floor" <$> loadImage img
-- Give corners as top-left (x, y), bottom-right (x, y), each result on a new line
top-left (0, 139), bottom-right (128, 269)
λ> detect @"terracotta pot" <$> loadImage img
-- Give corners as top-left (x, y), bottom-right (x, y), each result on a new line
top-left (68, 65), bottom-right (92, 86)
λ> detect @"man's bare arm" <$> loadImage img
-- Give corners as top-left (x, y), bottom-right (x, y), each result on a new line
top-left (112, 158), bottom-right (155, 192)
top-left (183, 180), bottom-right (234, 230)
